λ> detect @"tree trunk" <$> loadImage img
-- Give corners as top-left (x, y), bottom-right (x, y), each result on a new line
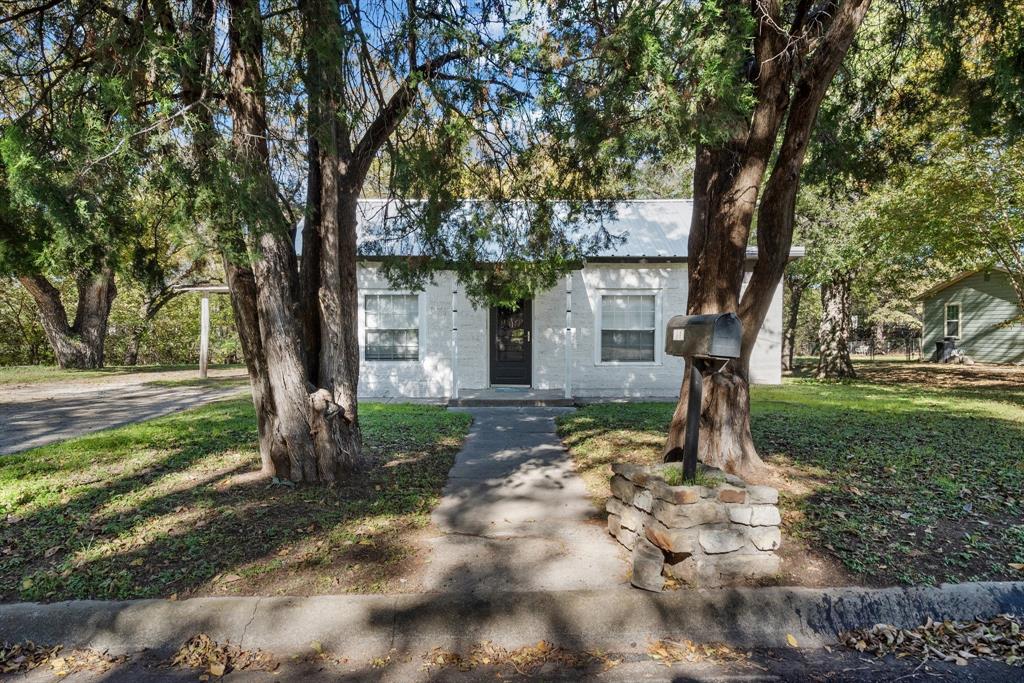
top-left (124, 328), bottom-right (143, 366)
top-left (782, 275), bottom-right (806, 372)
top-left (816, 272), bottom-right (856, 379)
top-left (18, 268), bottom-right (116, 369)
top-left (664, 0), bottom-right (872, 478)
top-left (222, 0), bottom-right (362, 483)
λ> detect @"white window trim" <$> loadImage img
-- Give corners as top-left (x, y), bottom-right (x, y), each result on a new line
top-left (594, 289), bottom-right (663, 366)
top-left (360, 290), bottom-right (426, 363)
top-left (944, 301), bottom-right (962, 339)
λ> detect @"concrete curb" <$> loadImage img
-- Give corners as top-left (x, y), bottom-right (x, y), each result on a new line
top-left (1, 582), bottom-right (1022, 658)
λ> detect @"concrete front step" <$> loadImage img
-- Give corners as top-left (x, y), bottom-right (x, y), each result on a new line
top-left (447, 397), bottom-right (576, 407)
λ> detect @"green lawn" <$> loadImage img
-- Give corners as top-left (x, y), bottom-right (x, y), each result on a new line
top-left (558, 365), bottom-right (1024, 587)
top-left (0, 400), bottom-right (471, 602)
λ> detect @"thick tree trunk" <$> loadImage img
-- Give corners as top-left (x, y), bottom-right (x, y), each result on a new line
top-left (664, 0), bottom-right (872, 478)
top-left (816, 272), bottom-right (856, 379)
top-left (873, 322), bottom-right (884, 355)
top-left (782, 276), bottom-right (806, 371)
top-left (18, 268), bottom-right (116, 369)
top-left (223, 0), bottom-right (361, 483)
top-left (667, 360), bottom-right (763, 475)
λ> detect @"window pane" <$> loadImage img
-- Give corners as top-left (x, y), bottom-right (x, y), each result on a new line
top-left (365, 329), bottom-right (419, 361)
top-left (601, 330), bottom-right (655, 362)
top-left (946, 304), bottom-right (959, 321)
top-left (945, 321), bottom-right (959, 337)
top-left (601, 295), bottom-right (655, 330)
top-left (600, 294), bottom-right (656, 361)
top-left (365, 294), bottom-right (419, 360)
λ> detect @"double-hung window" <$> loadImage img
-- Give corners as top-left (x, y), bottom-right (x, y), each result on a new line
top-left (944, 303), bottom-right (961, 338)
top-left (365, 294), bottom-right (419, 361)
top-left (600, 294), bottom-right (656, 362)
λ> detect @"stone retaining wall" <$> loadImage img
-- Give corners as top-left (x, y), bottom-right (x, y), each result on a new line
top-left (607, 462), bottom-right (782, 591)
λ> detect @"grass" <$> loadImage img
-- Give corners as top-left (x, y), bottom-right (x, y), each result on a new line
top-left (0, 399), bottom-right (471, 602)
top-left (143, 376), bottom-right (249, 389)
top-left (0, 364), bottom-right (243, 386)
top-left (558, 362), bottom-right (1024, 587)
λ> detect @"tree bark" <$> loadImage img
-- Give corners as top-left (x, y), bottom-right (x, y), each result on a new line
top-left (665, 0), bottom-right (872, 478)
top-left (222, 0), bottom-right (361, 482)
top-left (782, 274), bottom-right (807, 371)
top-left (18, 268), bottom-right (116, 369)
top-left (816, 271), bottom-right (856, 379)
top-left (124, 328), bottom-right (143, 366)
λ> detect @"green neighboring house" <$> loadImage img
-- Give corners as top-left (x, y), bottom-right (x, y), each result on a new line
top-left (919, 268), bottom-right (1024, 364)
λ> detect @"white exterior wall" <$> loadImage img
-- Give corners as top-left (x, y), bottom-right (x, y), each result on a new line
top-left (356, 263), bottom-right (785, 398)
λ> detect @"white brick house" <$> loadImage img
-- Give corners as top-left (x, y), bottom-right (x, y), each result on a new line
top-left (354, 200), bottom-right (798, 400)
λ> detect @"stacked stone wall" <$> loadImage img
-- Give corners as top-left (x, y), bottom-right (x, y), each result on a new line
top-left (607, 462), bottom-right (782, 591)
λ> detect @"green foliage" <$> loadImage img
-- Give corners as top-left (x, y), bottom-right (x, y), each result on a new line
top-left (0, 278), bottom-right (51, 365)
top-left (925, 1), bottom-right (1024, 136)
top-left (0, 106), bottom-right (139, 278)
top-left (871, 130), bottom-right (1024, 306)
top-left (0, 276), bottom-right (238, 367)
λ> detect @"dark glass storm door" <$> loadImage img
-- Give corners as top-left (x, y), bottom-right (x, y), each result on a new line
top-left (489, 300), bottom-right (532, 385)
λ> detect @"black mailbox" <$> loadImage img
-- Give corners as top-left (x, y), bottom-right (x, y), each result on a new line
top-left (663, 312), bottom-right (744, 481)
top-left (665, 313), bottom-right (742, 360)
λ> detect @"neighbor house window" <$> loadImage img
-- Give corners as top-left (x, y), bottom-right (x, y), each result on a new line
top-left (365, 294), bottom-right (419, 360)
top-left (945, 303), bottom-right (961, 338)
top-left (600, 294), bottom-right (656, 362)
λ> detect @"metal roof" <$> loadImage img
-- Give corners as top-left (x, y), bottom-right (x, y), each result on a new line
top-left (353, 199), bottom-right (805, 261)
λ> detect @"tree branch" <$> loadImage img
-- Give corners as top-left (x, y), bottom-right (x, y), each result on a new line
top-left (351, 50), bottom-right (465, 183)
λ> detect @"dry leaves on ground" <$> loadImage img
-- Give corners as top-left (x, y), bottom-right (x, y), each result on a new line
top-left (647, 639), bottom-right (750, 666)
top-left (841, 614), bottom-right (1023, 666)
top-left (169, 633), bottom-right (277, 678)
top-left (0, 641), bottom-right (126, 676)
top-left (423, 640), bottom-right (619, 675)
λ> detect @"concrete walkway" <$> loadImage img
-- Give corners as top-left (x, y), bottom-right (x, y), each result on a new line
top-left (419, 407), bottom-right (629, 592)
top-left (0, 372), bottom-right (247, 454)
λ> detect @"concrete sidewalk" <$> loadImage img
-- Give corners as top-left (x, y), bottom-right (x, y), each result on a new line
top-left (2, 583), bottom-right (1022, 681)
top-left (419, 407), bottom-right (629, 592)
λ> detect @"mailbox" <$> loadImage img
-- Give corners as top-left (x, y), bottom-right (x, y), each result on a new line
top-left (665, 313), bottom-right (742, 360)
top-left (663, 312), bottom-right (744, 481)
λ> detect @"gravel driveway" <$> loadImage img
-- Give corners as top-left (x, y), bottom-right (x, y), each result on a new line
top-left (0, 369), bottom-right (248, 454)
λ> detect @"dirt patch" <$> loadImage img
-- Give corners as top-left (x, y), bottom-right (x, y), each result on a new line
top-left (854, 361), bottom-right (1024, 394)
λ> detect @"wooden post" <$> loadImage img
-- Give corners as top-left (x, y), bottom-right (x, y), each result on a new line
top-left (199, 294), bottom-right (210, 379)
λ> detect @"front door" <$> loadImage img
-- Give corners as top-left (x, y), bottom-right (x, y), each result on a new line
top-left (490, 300), bottom-right (532, 385)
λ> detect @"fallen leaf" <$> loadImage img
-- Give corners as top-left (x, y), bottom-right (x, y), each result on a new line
top-left (786, 634), bottom-right (798, 648)
top-left (1009, 563), bottom-right (1024, 571)
top-left (220, 574), bottom-right (242, 584)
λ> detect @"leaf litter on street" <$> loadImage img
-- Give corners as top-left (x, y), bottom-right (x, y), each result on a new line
top-left (168, 633), bottom-right (277, 678)
top-left (0, 641), bottom-right (126, 676)
top-left (422, 639), bottom-right (620, 675)
top-left (841, 614), bottom-right (1023, 667)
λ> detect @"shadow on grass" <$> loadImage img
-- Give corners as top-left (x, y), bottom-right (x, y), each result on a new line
top-left (0, 399), bottom-right (470, 602)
